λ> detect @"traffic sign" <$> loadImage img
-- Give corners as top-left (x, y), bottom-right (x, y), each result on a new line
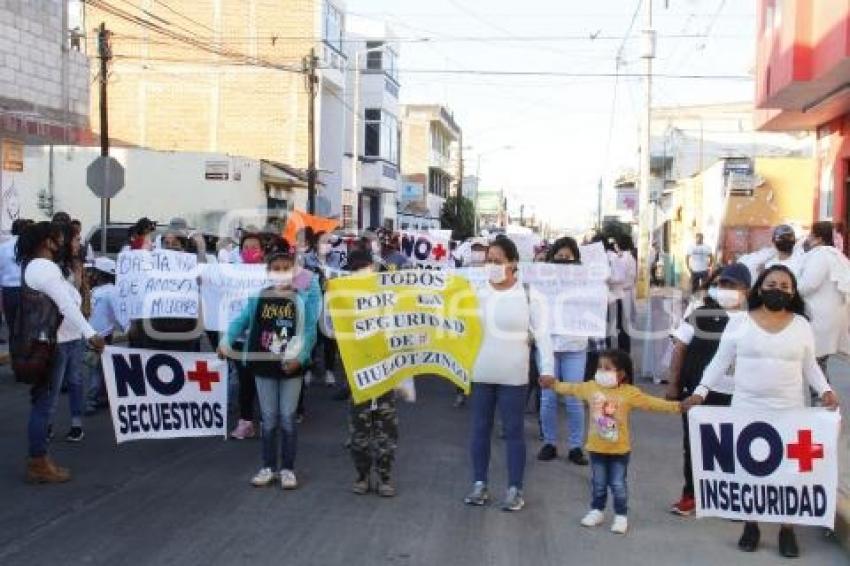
top-left (86, 156), bottom-right (125, 198)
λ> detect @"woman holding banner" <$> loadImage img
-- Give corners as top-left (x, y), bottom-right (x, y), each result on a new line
top-left (683, 265), bottom-right (839, 558)
top-left (464, 236), bottom-right (555, 512)
top-left (538, 237), bottom-right (589, 466)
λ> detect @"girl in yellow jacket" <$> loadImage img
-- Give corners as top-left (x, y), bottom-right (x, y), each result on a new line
top-left (541, 349), bottom-right (681, 534)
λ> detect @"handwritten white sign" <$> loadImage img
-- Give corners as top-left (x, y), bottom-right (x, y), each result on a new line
top-left (200, 263), bottom-right (270, 332)
top-left (116, 250), bottom-right (199, 324)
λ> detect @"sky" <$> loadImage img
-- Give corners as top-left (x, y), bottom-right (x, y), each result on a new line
top-left (347, 0), bottom-right (757, 232)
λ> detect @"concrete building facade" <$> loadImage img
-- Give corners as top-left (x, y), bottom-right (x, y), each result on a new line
top-left (400, 104), bottom-right (461, 230)
top-left (0, 0), bottom-right (90, 232)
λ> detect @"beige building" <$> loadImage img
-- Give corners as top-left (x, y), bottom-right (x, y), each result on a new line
top-left (84, 0), bottom-right (349, 222)
top-left (399, 104), bottom-right (461, 229)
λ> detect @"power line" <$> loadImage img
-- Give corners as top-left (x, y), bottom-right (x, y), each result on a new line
top-left (152, 0), bottom-right (216, 34)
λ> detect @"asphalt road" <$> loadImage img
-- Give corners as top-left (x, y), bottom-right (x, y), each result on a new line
top-left (0, 368), bottom-right (847, 566)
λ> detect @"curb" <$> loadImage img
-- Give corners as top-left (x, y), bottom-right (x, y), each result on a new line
top-left (836, 493), bottom-right (850, 553)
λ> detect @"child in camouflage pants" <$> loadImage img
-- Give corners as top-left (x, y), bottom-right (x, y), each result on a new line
top-left (350, 391), bottom-right (398, 497)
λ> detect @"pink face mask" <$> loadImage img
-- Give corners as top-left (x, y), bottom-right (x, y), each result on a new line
top-left (241, 248), bottom-right (263, 264)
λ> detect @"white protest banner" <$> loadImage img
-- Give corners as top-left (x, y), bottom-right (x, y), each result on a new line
top-left (102, 346), bottom-right (228, 443)
top-left (116, 250), bottom-right (199, 324)
top-left (399, 231), bottom-right (452, 269)
top-left (510, 233), bottom-right (541, 262)
top-left (200, 263), bottom-right (269, 332)
top-left (688, 407), bottom-right (840, 527)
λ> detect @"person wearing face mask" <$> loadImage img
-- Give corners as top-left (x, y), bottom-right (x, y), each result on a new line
top-left (466, 238), bottom-right (488, 267)
top-left (219, 247), bottom-right (319, 491)
top-left (537, 237), bottom-right (590, 466)
top-left (797, 221), bottom-right (850, 383)
top-left (738, 224), bottom-right (804, 283)
top-left (15, 222), bottom-right (105, 483)
top-left (540, 349), bottom-right (681, 535)
top-left (665, 263), bottom-right (751, 517)
top-left (683, 265), bottom-right (839, 558)
top-left (227, 233), bottom-right (266, 439)
top-left (463, 236), bottom-right (555, 512)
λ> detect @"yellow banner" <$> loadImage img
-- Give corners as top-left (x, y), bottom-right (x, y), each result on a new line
top-left (327, 270), bottom-right (482, 403)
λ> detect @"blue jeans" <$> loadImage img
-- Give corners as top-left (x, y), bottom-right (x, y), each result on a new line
top-left (255, 376), bottom-right (302, 471)
top-left (590, 452), bottom-right (630, 515)
top-left (48, 339), bottom-right (85, 428)
top-left (540, 350), bottom-right (586, 449)
top-left (470, 383), bottom-right (527, 489)
top-left (28, 380), bottom-right (53, 457)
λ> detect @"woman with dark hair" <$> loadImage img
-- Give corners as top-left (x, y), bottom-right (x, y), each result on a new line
top-left (797, 220), bottom-right (850, 382)
top-left (684, 265), bottom-right (838, 558)
top-left (47, 220), bottom-right (92, 443)
top-left (464, 236), bottom-right (555, 512)
top-left (538, 237), bottom-right (589, 465)
top-left (15, 222), bottom-right (104, 483)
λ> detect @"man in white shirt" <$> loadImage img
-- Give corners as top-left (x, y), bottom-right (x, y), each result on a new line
top-left (0, 219), bottom-right (29, 352)
top-left (686, 233), bottom-right (713, 293)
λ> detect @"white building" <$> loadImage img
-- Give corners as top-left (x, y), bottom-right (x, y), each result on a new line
top-left (16, 146), bottom-right (310, 236)
top-left (343, 15), bottom-right (401, 231)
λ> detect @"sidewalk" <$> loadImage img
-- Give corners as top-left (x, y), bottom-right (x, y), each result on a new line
top-left (634, 293), bottom-right (850, 554)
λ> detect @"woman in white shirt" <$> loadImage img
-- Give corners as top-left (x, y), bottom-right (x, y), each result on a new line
top-left (464, 237), bottom-right (555, 512)
top-left (684, 265), bottom-right (838, 558)
top-left (797, 221), bottom-right (850, 380)
top-left (18, 222), bottom-right (104, 484)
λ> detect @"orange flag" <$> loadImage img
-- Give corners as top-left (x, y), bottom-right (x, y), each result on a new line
top-left (283, 209), bottom-right (339, 244)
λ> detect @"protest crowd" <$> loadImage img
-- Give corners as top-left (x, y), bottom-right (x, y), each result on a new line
top-left (2, 211), bottom-right (846, 560)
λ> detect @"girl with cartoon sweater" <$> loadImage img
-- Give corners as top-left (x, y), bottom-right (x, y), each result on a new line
top-left (541, 349), bottom-right (681, 535)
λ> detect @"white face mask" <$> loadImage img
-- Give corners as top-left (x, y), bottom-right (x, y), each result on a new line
top-left (470, 251), bottom-right (486, 265)
top-left (708, 287), bottom-right (741, 310)
top-left (487, 263), bottom-right (507, 284)
top-left (594, 370), bottom-right (619, 389)
top-left (269, 270), bottom-right (293, 288)
top-left (318, 243), bottom-right (332, 256)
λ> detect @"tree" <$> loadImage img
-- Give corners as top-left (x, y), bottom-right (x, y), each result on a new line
top-left (440, 196), bottom-right (476, 240)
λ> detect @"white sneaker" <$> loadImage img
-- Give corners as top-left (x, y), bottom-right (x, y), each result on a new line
top-left (580, 509), bottom-right (605, 527)
top-left (280, 469), bottom-right (298, 490)
top-left (611, 515), bottom-right (628, 534)
top-left (324, 371), bottom-right (336, 385)
top-left (304, 371), bottom-right (313, 386)
top-left (251, 467), bottom-right (276, 487)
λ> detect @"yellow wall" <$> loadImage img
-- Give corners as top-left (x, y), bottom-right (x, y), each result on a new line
top-left (723, 157), bottom-right (815, 228)
top-left (86, 0), bottom-right (317, 166)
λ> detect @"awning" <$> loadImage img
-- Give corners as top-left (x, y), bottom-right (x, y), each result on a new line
top-left (261, 160), bottom-right (324, 188)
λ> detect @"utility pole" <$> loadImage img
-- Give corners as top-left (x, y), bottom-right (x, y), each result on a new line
top-left (597, 177), bottom-right (603, 229)
top-left (304, 48), bottom-right (318, 214)
top-left (456, 132), bottom-right (463, 219)
top-left (97, 22), bottom-right (111, 255)
top-left (637, 0), bottom-right (655, 299)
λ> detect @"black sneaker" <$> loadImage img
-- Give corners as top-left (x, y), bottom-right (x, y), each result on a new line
top-left (778, 527), bottom-right (799, 558)
top-left (65, 427), bottom-right (85, 443)
top-left (568, 448), bottom-right (589, 466)
top-left (738, 522), bottom-right (760, 552)
top-left (537, 444), bottom-right (557, 461)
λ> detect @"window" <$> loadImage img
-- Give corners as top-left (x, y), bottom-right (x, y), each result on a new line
top-left (366, 41), bottom-right (383, 70)
top-left (365, 41), bottom-right (399, 82)
top-left (363, 109), bottom-right (399, 164)
top-left (364, 109), bottom-right (381, 157)
top-left (323, 2), bottom-right (343, 52)
top-left (431, 128), bottom-right (449, 158)
top-left (429, 168), bottom-right (450, 198)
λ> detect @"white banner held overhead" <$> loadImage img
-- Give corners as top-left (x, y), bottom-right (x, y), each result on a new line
top-left (688, 407), bottom-right (840, 527)
top-left (200, 263), bottom-right (269, 332)
top-left (116, 250), bottom-right (199, 324)
top-left (102, 347), bottom-right (228, 443)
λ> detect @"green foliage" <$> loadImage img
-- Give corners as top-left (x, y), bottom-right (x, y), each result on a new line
top-left (440, 196), bottom-right (476, 240)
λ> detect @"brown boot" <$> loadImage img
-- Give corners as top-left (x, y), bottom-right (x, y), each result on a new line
top-left (26, 456), bottom-right (71, 484)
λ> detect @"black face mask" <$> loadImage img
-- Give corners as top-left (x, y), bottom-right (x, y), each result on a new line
top-left (774, 239), bottom-right (795, 254)
top-left (761, 289), bottom-right (792, 312)
top-left (551, 258), bottom-right (579, 265)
